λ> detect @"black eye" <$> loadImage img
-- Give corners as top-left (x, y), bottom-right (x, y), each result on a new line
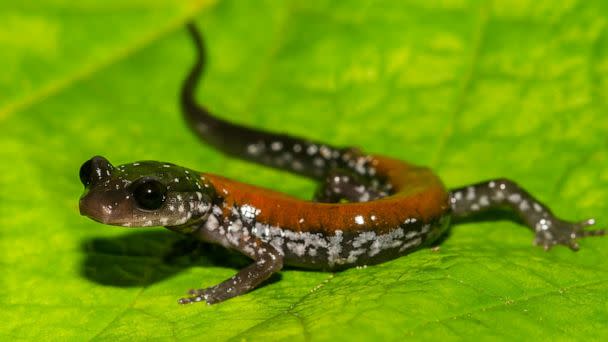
top-left (132, 179), bottom-right (167, 210)
top-left (79, 159), bottom-right (93, 187)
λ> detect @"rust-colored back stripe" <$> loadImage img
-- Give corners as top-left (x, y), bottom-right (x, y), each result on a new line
top-left (203, 154), bottom-right (449, 234)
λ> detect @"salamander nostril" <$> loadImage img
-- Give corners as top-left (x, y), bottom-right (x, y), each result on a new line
top-left (79, 159), bottom-right (93, 187)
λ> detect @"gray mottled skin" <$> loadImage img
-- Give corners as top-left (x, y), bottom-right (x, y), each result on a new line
top-left (78, 23), bottom-right (605, 305)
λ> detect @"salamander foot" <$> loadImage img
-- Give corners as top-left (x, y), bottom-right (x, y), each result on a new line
top-left (534, 217), bottom-right (605, 251)
top-left (178, 288), bottom-right (216, 305)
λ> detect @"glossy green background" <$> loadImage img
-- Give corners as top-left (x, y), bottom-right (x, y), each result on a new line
top-left (2, 1), bottom-right (608, 340)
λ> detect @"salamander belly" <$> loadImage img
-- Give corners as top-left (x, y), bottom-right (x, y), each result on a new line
top-left (252, 214), bottom-right (451, 270)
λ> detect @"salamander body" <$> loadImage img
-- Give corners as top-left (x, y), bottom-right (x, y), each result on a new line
top-left (78, 24), bottom-right (604, 304)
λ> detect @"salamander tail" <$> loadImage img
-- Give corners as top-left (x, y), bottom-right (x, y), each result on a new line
top-left (182, 23), bottom-right (350, 180)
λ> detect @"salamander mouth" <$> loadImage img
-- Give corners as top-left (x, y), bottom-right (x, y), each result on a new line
top-left (79, 202), bottom-right (144, 227)
top-left (79, 192), bottom-right (133, 226)
top-left (80, 197), bottom-right (118, 225)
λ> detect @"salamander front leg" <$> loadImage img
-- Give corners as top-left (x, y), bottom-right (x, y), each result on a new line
top-left (178, 237), bottom-right (283, 304)
top-left (449, 178), bottom-right (605, 250)
top-left (179, 208), bottom-right (284, 305)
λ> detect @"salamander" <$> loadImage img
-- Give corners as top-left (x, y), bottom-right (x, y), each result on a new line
top-left (78, 23), bottom-right (605, 305)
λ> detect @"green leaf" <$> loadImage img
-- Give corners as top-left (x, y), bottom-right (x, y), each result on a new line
top-left (2, 0), bottom-right (608, 340)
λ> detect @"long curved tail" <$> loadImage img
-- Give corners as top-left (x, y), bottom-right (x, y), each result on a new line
top-left (182, 23), bottom-right (349, 180)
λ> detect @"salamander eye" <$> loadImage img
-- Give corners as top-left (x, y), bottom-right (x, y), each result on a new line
top-left (79, 159), bottom-right (93, 187)
top-left (132, 179), bottom-right (167, 211)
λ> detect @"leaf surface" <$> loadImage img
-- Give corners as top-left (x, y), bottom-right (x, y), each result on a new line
top-left (2, 0), bottom-right (608, 340)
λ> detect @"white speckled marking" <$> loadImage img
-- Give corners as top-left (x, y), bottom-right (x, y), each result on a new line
top-left (479, 195), bottom-right (490, 206)
top-left (508, 193), bottom-right (522, 203)
top-left (466, 187), bottom-right (476, 200)
top-left (240, 204), bottom-right (261, 223)
top-left (271, 141), bottom-right (283, 151)
top-left (354, 215), bottom-right (365, 225)
top-left (307, 145), bottom-right (318, 155)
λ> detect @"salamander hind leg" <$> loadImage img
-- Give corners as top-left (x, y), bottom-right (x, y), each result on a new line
top-left (450, 178), bottom-right (605, 251)
top-left (314, 168), bottom-right (389, 203)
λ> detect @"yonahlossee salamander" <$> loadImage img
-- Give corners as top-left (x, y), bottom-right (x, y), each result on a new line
top-left (79, 24), bottom-right (605, 304)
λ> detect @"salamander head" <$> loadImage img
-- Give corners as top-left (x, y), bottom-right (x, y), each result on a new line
top-left (78, 156), bottom-right (215, 228)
